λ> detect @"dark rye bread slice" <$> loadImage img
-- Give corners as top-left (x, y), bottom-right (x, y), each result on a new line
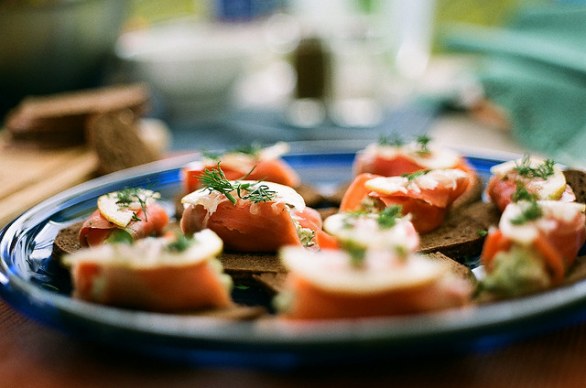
top-left (86, 110), bottom-right (161, 175)
top-left (5, 83), bottom-right (150, 148)
top-left (564, 169), bottom-right (586, 204)
top-left (295, 183), bottom-right (325, 208)
top-left (220, 252), bottom-right (285, 280)
top-left (252, 251), bottom-right (476, 295)
top-left (52, 221), bottom-right (84, 261)
top-left (419, 201), bottom-right (500, 259)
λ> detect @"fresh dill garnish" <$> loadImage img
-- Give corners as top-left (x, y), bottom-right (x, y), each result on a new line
top-left (377, 205), bottom-right (402, 229)
top-left (512, 183), bottom-right (537, 203)
top-left (341, 210), bottom-right (369, 228)
top-left (402, 170), bottom-right (429, 181)
top-left (202, 150), bottom-right (221, 160)
top-left (415, 134), bottom-right (431, 155)
top-left (510, 201), bottom-right (543, 225)
top-left (200, 163), bottom-right (277, 204)
top-left (237, 182), bottom-right (277, 203)
top-left (514, 155), bottom-right (555, 179)
top-left (106, 229), bottom-right (133, 244)
top-left (378, 133), bottom-right (404, 147)
top-left (200, 163), bottom-right (239, 204)
top-left (113, 188), bottom-right (158, 222)
top-left (342, 241), bottom-right (366, 268)
top-left (165, 233), bottom-right (193, 253)
top-left (233, 142), bottom-right (263, 156)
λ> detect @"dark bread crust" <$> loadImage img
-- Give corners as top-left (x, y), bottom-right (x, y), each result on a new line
top-left (564, 169), bottom-right (586, 204)
top-left (5, 83), bottom-right (150, 148)
top-left (52, 221), bottom-right (84, 261)
top-left (294, 183), bottom-right (324, 208)
top-left (220, 252), bottom-right (285, 279)
top-left (419, 201), bottom-right (500, 260)
top-left (86, 110), bottom-right (160, 175)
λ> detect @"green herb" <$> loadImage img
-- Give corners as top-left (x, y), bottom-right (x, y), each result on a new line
top-left (233, 142), bottom-right (263, 156)
top-left (377, 205), bottom-right (402, 229)
top-left (415, 134), bottom-right (431, 155)
top-left (237, 182), bottom-right (276, 203)
top-left (113, 188), bottom-right (158, 222)
top-left (202, 150), bottom-right (221, 160)
top-left (342, 241), bottom-right (366, 268)
top-left (378, 133), bottom-right (404, 147)
top-left (200, 163), bottom-right (276, 204)
top-left (165, 233), bottom-right (193, 253)
top-left (510, 201), bottom-right (543, 225)
top-left (200, 164), bottom-right (239, 204)
top-left (514, 155), bottom-right (555, 179)
top-left (402, 170), bottom-right (429, 181)
top-left (394, 245), bottom-right (409, 259)
top-left (478, 229), bottom-right (488, 237)
top-left (512, 183), bottom-right (537, 203)
top-left (105, 229), bottom-right (133, 245)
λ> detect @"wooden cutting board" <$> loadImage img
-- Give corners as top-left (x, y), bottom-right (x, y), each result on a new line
top-left (0, 134), bottom-right (97, 227)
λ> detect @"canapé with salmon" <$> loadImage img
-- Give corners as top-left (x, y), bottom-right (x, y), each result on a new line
top-left (79, 188), bottom-right (169, 247)
top-left (180, 166), bottom-right (328, 253)
top-left (63, 229), bottom-right (233, 312)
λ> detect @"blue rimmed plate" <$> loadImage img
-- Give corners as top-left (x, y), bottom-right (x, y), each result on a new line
top-left (1, 146), bottom-right (585, 369)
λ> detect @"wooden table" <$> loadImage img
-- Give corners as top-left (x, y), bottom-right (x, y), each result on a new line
top-left (1, 298), bottom-right (586, 387)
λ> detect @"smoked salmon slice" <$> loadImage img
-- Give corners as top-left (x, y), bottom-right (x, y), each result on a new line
top-left (181, 169), bottom-right (324, 252)
top-left (479, 200), bottom-right (586, 297)
top-left (340, 169), bottom-right (470, 233)
top-left (182, 142), bottom-right (300, 193)
top-left (486, 155), bottom-right (576, 212)
top-left (79, 188), bottom-right (169, 247)
top-left (353, 135), bottom-right (475, 177)
top-left (275, 247), bottom-right (472, 320)
top-left (63, 229), bottom-right (233, 312)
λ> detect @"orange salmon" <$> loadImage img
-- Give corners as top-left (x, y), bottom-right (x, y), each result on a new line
top-left (64, 230), bottom-right (233, 312)
top-left (181, 180), bottom-right (323, 253)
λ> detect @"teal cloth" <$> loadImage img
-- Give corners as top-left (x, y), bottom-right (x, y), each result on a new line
top-left (442, 4), bottom-right (586, 167)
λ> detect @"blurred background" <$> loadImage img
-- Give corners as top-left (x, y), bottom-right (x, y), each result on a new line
top-left (1, 0), bottom-right (585, 166)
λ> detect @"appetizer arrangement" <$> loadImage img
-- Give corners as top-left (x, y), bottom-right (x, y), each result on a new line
top-left (51, 137), bottom-right (586, 322)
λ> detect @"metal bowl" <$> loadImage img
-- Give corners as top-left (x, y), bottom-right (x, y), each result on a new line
top-left (0, 0), bottom-right (129, 109)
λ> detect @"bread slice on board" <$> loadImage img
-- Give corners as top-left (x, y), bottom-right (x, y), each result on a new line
top-left (86, 110), bottom-right (161, 175)
top-left (4, 83), bottom-right (149, 148)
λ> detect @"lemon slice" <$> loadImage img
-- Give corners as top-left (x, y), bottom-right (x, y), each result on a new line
top-left (97, 189), bottom-right (158, 228)
top-left (491, 157), bottom-right (567, 200)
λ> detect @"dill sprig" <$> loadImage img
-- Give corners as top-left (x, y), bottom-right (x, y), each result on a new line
top-left (113, 188), bottom-right (158, 222)
top-left (342, 241), bottom-right (367, 268)
top-left (201, 150), bottom-right (221, 161)
top-left (200, 163), bottom-right (276, 204)
top-left (200, 164), bottom-right (238, 204)
top-left (510, 201), bottom-right (543, 225)
top-left (402, 169), bottom-right (429, 181)
top-left (237, 182), bottom-right (277, 203)
top-left (378, 133), bottom-right (404, 147)
top-left (512, 183), bottom-right (537, 203)
top-left (165, 233), bottom-right (193, 253)
top-left (415, 134), bottom-right (431, 155)
top-left (514, 155), bottom-right (555, 179)
top-left (233, 142), bottom-right (263, 156)
top-left (377, 205), bottom-right (402, 229)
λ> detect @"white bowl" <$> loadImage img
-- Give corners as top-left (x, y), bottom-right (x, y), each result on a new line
top-left (116, 20), bottom-right (263, 118)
